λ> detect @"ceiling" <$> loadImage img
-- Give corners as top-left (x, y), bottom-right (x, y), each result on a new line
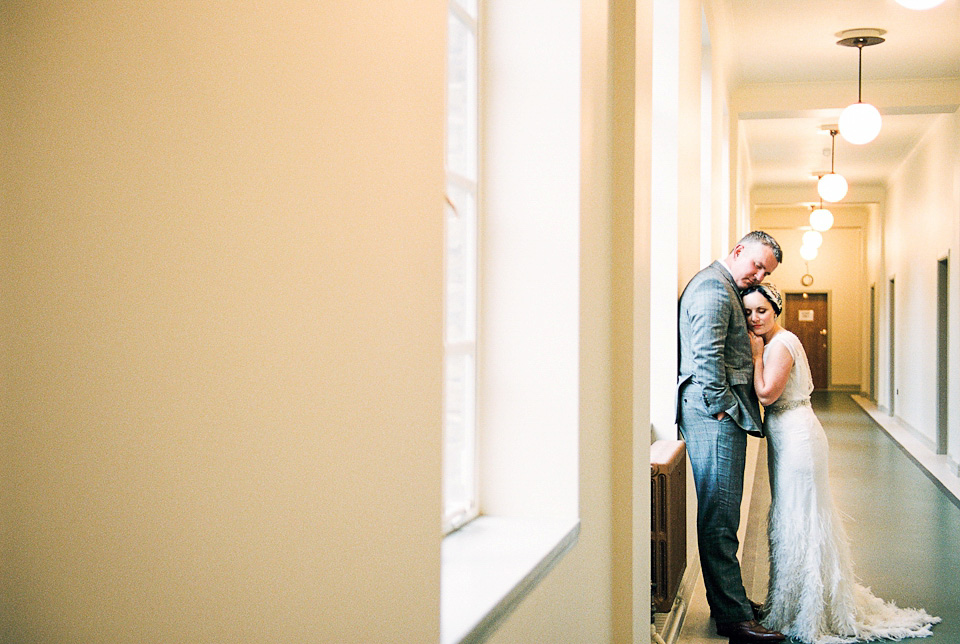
top-left (716, 0), bottom-right (960, 197)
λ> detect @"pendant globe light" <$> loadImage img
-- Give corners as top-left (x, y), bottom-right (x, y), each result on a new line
top-left (802, 230), bottom-right (824, 249)
top-left (895, 0), bottom-right (945, 8)
top-left (817, 129), bottom-right (847, 202)
top-left (799, 244), bottom-right (819, 262)
top-left (837, 29), bottom-right (885, 145)
top-left (810, 199), bottom-right (834, 232)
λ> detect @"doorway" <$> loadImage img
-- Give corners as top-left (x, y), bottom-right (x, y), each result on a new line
top-left (889, 278), bottom-right (896, 416)
top-left (783, 292), bottom-right (828, 390)
top-left (937, 258), bottom-right (949, 455)
top-left (869, 284), bottom-right (876, 401)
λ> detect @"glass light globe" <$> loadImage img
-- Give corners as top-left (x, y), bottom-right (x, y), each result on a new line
top-left (799, 244), bottom-right (819, 261)
top-left (810, 208), bottom-right (834, 232)
top-left (802, 230), bottom-right (823, 249)
top-left (818, 172), bottom-right (848, 202)
top-left (839, 102), bottom-right (882, 145)
top-left (895, 0), bottom-right (945, 8)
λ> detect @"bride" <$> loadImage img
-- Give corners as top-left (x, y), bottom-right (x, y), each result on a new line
top-left (742, 282), bottom-right (940, 644)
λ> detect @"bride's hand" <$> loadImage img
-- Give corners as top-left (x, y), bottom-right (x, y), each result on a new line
top-left (748, 331), bottom-right (764, 359)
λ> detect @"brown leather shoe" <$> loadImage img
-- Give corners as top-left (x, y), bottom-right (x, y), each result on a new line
top-left (716, 619), bottom-right (785, 643)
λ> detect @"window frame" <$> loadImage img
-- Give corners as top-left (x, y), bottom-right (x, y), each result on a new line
top-left (443, 0), bottom-right (480, 534)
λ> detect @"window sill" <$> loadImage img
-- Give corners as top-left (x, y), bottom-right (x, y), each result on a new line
top-left (440, 516), bottom-right (580, 644)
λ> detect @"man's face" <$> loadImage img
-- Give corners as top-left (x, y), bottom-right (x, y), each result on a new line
top-left (729, 242), bottom-right (778, 290)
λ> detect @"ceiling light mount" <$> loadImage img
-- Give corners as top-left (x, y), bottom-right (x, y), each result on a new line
top-left (836, 28), bottom-right (886, 49)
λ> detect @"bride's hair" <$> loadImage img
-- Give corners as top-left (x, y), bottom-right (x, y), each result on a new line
top-left (742, 282), bottom-right (783, 316)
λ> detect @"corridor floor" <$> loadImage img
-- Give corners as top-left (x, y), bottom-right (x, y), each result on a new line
top-left (678, 392), bottom-right (960, 643)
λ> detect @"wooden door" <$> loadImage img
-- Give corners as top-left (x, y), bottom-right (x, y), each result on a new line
top-left (783, 293), bottom-right (828, 390)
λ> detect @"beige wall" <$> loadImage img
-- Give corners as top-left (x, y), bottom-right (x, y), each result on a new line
top-left (2, 4), bottom-right (444, 642)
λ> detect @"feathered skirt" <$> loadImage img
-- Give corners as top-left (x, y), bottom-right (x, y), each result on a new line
top-left (761, 403), bottom-right (940, 644)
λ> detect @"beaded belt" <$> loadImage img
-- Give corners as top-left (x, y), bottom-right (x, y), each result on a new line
top-left (765, 398), bottom-right (811, 413)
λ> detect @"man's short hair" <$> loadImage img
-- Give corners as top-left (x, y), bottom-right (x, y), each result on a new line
top-left (738, 230), bottom-right (782, 263)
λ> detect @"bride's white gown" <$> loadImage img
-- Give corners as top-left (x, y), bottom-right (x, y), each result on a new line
top-left (761, 330), bottom-right (940, 644)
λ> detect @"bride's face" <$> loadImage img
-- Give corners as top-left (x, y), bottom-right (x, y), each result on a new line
top-left (743, 291), bottom-right (777, 336)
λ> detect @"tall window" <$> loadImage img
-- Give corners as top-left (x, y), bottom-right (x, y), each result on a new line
top-left (444, 0), bottom-right (479, 532)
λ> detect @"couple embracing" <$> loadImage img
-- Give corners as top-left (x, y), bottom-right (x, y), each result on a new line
top-left (677, 231), bottom-right (940, 644)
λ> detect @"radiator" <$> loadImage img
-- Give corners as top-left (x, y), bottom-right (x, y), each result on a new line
top-left (651, 439), bottom-right (686, 613)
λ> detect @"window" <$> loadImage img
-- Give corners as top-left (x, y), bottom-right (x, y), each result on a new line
top-left (440, 3), bottom-right (581, 640)
top-left (443, 0), bottom-right (479, 533)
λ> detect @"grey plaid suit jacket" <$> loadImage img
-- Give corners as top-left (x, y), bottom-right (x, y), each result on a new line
top-left (677, 261), bottom-right (763, 437)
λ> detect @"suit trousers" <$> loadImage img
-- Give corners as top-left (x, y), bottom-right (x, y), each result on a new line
top-left (678, 382), bottom-right (753, 624)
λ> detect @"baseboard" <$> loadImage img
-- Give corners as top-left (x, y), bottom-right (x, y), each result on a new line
top-left (851, 395), bottom-right (960, 509)
top-left (827, 384), bottom-right (861, 393)
top-left (893, 416), bottom-right (938, 453)
top-left (653, 558), bottom-right (701, 644)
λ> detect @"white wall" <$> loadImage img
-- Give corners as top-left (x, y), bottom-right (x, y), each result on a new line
top-left (2, 4), bottom-right (444, 642)
top-left (865, 203), bottom-right (883, 400)
top-left (883, 110), bottom-right (960, 459)
top-left (489, 0), bottom-right (712, 641)
top-left (733, 126), bottom-right (754, 244)
top-left (479, 0), bottom-right (581, 521)
top-left (649, 0), bottom-right (690, 440)
top-left (487, 0), bottom-right (655, 641)
top-left (484, 76), bottom-right (614, 627)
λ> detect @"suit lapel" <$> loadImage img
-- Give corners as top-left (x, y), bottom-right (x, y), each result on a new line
top-left (711, 260), bottom-right (736, 292)
top-left (712, 261), bottom-right (748, 322)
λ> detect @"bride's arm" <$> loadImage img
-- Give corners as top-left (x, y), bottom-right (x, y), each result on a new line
top-left (752, 339), bottom-right (793, 406)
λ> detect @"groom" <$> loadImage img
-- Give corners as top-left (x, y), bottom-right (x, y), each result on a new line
top-left (677, 231), bottom-right (785, 644)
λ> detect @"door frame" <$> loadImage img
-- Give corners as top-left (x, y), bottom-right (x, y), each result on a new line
top-left (937, 256), bottom-right (949, 455)
top-left (869, 284), bottom-right (877, 402)
top-left (889, 277), bottom-right (896, 417)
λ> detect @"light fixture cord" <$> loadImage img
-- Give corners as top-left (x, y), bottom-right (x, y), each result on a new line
top-left (857, 43), bottom-right (864, 103)
top-left (830, 130), bottom-right (837, 173)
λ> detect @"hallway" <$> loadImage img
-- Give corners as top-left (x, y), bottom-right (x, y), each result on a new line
top-left (5, 3), bottom-right (958, 640)
top-left (680, 392), bottom-right (960, 643)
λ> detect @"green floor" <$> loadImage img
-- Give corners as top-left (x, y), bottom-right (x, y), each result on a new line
top-left (744, 392), bottom-right (959, 643)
